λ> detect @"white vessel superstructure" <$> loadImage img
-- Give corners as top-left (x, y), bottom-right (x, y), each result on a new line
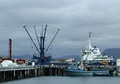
top-left (82, 32), bottom-right (113, 62)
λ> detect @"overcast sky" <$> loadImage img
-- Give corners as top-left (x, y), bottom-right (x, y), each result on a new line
top-left (0, 0), bottom-right (120, 58)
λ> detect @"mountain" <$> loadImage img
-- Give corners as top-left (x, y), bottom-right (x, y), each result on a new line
top-left (104, 48), bottom-right (120, 61)
top-left (12, 48), bottom-right (120, 62)
top-left (54, 48), bottom-right (120, 62)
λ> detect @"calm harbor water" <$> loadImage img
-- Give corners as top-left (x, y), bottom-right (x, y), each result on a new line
top-left (1, 76), bottom-right (120, 84)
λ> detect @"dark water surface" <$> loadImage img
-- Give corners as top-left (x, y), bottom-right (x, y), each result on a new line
top-left (1, 76), bottom-right (120, 84)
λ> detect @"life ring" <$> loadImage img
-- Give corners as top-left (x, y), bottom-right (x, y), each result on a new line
top-left (92, 48), bottom-right (98, 54)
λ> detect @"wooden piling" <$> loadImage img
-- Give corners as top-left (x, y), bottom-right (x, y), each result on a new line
top-left (115, 66), bottom-right (119, 76)
top-left (0, 65), bottom-right (68, 82)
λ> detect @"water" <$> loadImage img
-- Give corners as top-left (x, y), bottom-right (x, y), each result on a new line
top-left (1, 76), bottom-right (120, 84)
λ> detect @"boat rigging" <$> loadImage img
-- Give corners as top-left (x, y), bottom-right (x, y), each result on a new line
top-left (23, 25), bottom-right (60, 64)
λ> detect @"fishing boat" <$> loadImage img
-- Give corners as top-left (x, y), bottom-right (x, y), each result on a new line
top-left (63, 61), bottom-right (110, 76)
top-left (63, 69), bottom-right (110, 76)
top-left (63, 32), bottom-right (116, 76)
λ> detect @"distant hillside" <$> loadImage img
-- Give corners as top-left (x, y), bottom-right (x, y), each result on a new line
top-left (54, 48), bottom-right (120, 62)
top-left (12, 48), bottom-right (120, 61)
top-left (104, 48), bottom-right (120, 61)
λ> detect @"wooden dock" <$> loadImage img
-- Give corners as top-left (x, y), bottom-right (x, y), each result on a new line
top-left (0, 64), bottom-right (120, 82)
top-left (0, 65), bottom-right (65, 82)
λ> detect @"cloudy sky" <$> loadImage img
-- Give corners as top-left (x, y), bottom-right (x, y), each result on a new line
top-left (0, 0), bottom-right (120, 58)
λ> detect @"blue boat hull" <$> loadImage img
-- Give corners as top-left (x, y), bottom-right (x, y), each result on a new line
top-left (63, 69), bottom-right (110, 76)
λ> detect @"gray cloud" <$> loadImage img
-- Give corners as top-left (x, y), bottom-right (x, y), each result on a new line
top-left (0, 0), bottom-right (120, 57)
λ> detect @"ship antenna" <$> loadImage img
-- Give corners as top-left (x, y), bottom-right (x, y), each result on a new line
top-left (88, 32), bottom-right (92, 56)
top-left (89, 32), bottom-right (92, 49)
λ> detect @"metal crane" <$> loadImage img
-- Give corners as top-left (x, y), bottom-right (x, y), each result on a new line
top-left (23, 25), bottom-right (60, 64)
top-left (23, 25), bottom-right (40, 54)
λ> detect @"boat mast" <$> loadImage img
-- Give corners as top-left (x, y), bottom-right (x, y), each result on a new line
top-left (88, 32), bottom-right (92, 50)
top-left (40, 25), bottom-right (47, 59)
top-left (84, 32), bottom-right (92, 61)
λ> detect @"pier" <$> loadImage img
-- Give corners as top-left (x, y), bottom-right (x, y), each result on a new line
top-left (0, 62), bottom-right (120, 82)
top-left (0, 65), bottom-right (65, 82)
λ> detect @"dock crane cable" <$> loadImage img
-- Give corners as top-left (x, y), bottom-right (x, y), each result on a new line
top-left (23, 25), bottom-right (40, 54)
top-left (33, 25), bottom-right (41, 49)
top-left (23, 25), bottom-right (60, 61)
top-left (45, 28), bottom-right (60, 53)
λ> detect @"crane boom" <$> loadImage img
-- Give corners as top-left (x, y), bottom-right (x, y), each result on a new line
top-left (45, 28), bottom-right (60, 53)
top-left (23, 25), bottom-right (40, 53)
top-left (23, 25), bottom-right (60, 64)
